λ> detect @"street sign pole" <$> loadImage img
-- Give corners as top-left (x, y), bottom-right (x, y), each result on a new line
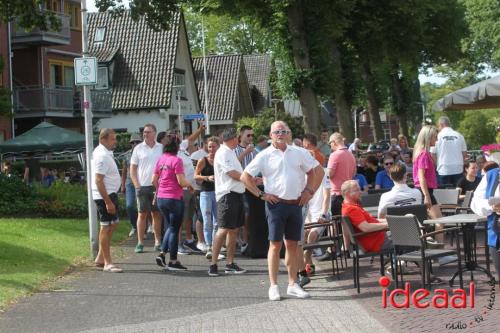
top-left (80, 0), bottom-right (98, 259)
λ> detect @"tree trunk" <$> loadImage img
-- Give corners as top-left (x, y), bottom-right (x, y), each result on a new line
top-left (287, 1), bottom-right (320, 134)
top-left (330, 40), bottom-right (354, 141)
top-left (390, 70), bottom-right (409, 138)
top-left (361, 61), bottom-right (383, 141)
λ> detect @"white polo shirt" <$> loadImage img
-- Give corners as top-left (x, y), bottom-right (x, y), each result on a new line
top-left (214, 144), bottom-right (245, 201)
top-left (178, 149), bottom-right (195, 187)
top-left (307, 170), bottom-right (331, 222)
top-left (377, 183), bottom-right (422, 217)
top-left (130, 141), bottom-right (163, 186)
top-left (245, 144), bottom-right (319, 200)
top-left (433, 127), bottom-right (467, 176)
top-left (91, 144), bottom-right (121, 200)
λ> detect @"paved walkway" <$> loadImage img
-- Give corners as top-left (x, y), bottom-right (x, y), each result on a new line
top-left (0, 238), bottom-right (388, 333)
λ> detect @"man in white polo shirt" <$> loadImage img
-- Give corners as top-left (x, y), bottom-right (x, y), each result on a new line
top-left (241, 121), bottom-right (324, 301)
top-left (208, 128), bottom-right (247, 277)
top-left (130, 123), bottom-right (164, 253)
top-left (377, 164), bottom-right (422, 219)
top-left (92, 128), bottom-right (122, 273)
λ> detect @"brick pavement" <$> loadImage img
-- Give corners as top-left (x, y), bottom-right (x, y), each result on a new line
top-left (0, 237), bottom-right (388, 333)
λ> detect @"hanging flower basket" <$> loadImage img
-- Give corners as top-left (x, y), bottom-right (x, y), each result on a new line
top-left (481, 143), bottom-right (500, 164)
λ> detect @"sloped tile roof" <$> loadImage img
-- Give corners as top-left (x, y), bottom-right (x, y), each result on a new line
top-left (91, 45), bottom-right (119, 63)
top-left (193, 54), bottom-right (243, 121)
top-left (243, 54), bottom-right (271, 112)
top-left (87, 11), bottom-right (179, 111)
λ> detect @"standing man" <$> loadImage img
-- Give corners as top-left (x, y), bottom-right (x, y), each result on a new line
top-left (121, 133), bottom-right (142, 237)
top-left (241, 121), bottom-right (324, 301)
top-left (92, 128), bottom-right (123, 273)
top-left (130, 124), bottom-right (164, 253)
top-left (208, 128), bottom-right (247, 276)
top-left (432, 116), bottom-right (467, 186)
top-left (328, 132), bottom-right (356, 216)
top-left (234, 125), bottom-right (258, 253)
top-left (317, 129), bottom-right (331, 164)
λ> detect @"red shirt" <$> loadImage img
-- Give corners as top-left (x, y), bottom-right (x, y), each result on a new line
top-left (327, 148), bottom-right (356, 195)
top-left (342, 202), bottom-right (385, 252)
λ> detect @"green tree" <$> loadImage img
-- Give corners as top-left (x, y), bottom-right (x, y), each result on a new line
top-left (236, 108), bottom-right (304, 140)
top-left (0, 0), bottom-right (61, 31)
top-left (457, 111), bottom-right (496, 149)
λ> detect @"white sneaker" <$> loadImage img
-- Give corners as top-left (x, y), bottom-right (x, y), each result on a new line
top-left (240, 242), bottom-right (248, 254)
top-left (206, 249), bottom-right (212, 260)
top-left (218, 253), bottom-right (226, 260)
top-left (147, 225), bottom-right (153, 234)
top-left (269, 284), bottom-right (280, 301)
top-left (287, 283), bottom-right (310, 299)
top-left (197, 242), bottom-right (208, 252)
top-left (128, 228), bottom-right (136, 237)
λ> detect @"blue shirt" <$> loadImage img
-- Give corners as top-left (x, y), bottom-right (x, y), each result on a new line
top-left (375, 170), bottom-right (394, 189)
top-left (354, 174), bottom-right (368, 191)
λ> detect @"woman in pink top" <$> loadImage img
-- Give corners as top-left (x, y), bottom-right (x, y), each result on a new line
top-left (413, 125), bottom-right (443, 240)
top-left (152, 136), bottom-right (193, 271)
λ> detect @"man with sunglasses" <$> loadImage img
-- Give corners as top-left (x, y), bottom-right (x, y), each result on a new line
top-left (375, 155), bottom-right (395, 190)
top-left (234, 125), bottom-right (258, 254)
top-left (241, 121), bottom-right (324, 301)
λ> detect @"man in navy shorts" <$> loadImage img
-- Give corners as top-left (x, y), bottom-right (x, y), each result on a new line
top-left (241, 121), bottom-right (324, 301)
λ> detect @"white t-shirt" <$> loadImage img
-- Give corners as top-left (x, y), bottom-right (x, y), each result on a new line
top-left (191, 149), bottom-right (208, 161)
top-left (130, 141), bottom-right (163, 186)
top-left (377, 183), bottom-right (422, 217)
top-left (214, 144), bottom-right (245, 201)
top-left (471, 172), bottom-right (500, 217)
top-left (91, 144), bottom-right (121, 200)
top-left (245, 144), bottom-right (319, 200)
top-left (178, 149), bottom-right (195, 187)
top-left (307, 170), bottom-right (331, 222)
top-left (432, 127), bottom-right (467, 176)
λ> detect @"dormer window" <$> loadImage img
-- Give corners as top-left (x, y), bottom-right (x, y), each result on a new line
top-left (94, 27), bottom-right (106, 43)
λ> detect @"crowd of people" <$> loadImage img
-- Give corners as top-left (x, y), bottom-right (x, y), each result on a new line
top-left (91, 115), bottom-right (500, 300)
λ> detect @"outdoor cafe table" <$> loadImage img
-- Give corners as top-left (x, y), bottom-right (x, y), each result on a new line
top-left (423, 213), bottom-right (494, 288)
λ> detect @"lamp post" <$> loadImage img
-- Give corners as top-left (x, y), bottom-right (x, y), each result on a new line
top-left (201, 10), bottom-right (210, 134)
top-left (173, 85), bottom-right (184, 135)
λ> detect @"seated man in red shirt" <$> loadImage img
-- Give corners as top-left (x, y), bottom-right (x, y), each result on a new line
top-left (341, 180), bottom-right (392, 252)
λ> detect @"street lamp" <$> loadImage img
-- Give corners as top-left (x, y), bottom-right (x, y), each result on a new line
top-left (173, 85), bottom-right (185, 135)
top-left (271, 98), bottom-right (281, 121)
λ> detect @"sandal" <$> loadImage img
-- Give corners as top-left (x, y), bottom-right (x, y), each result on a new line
top-left (103, 265), bottom-right (123, 273)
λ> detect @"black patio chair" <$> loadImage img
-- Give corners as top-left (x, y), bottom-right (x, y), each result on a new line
top-left (385, 214), bottom-right (462, 289)
top-left (341, 216), bottom-right (394, 293)
top-left (360, 193), bottom-right (383, 207)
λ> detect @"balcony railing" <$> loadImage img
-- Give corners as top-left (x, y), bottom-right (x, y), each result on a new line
top-left (11, 11), bottom-right (71, 46)
top-left (14, 86), bottom-right (112, 118)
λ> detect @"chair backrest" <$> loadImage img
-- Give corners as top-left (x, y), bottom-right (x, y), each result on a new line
top-left (385, 214), bottom-right (423, 248)
top-left (433, 188), bottom-right (460, 205)
top-left (386, 204), bottom-right (428, 224)
top-left (360, 193), bottom-right (382, 207)
top-left (367, 188), bottom-right (390, 195)
top-left (461, 190), bottom-right (474, 208)
top-left (341, 216), bottom-right (357, 245)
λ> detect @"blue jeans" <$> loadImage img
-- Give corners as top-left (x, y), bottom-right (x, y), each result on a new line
top-left (200, 191), bottom-right (217, 246)
top-left (157, 198), bottom-right (184, 260)
top-left (125, 183), bottom-right (137, 230)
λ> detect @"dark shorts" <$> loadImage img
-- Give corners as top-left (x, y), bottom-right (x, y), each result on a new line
top-left (217, 192), bottom-right (245, 230)
top-left (438, 173), bottom-right (462, 187)
top-left (242, 191), bottom-right (251, 215)
top-left (136, 186), bottom-right (159, 213)
top-left (94, 193), bottom-right (120, 226)
top-left (331, 194), bottom-right (344, 216)
top-left (265, 202), bottom-right (303, 241)
top-left (417, 188), bottom-right (438, 206)
top-left (194, 190), bottom-right (203, 223)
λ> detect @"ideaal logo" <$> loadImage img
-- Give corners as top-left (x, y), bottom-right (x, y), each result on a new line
top-left (378, 276), bottom-right (474, 309)
top-left (378, 276), bottom-right (497, 330)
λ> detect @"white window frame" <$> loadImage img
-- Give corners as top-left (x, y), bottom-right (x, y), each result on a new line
top-left (94, 27), bottom-right (106, 43)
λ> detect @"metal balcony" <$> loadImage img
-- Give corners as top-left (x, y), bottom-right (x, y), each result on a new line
top-left (10, 11), bottom-right (71, 46)
top-left (13, 86), bottom-right (112, 118)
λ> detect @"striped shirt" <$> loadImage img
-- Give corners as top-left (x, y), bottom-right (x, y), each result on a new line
top-left (233, 144), bottom-right (257, 169)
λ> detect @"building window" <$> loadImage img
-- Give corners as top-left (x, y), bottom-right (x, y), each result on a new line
top-left (94, 27), bottom-right (106, 43)
top-left (64, 2), bottom-right (82, 30)
top-left (49, 61), bottom-right (75, 88)
top-left (96, 67), bottom-right (109, 90)
top-left (173, 70), bottom-right (186, 99)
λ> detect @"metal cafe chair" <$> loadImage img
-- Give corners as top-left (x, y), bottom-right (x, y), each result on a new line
top-left (386, 214), bottom-right (462, 289)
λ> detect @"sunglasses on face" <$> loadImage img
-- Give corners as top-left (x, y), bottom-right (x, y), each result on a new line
top-left (272, 130), bottom-right (290, 135)
top-left (385, 162), bottom-right (394, 166)
top-left (246, 134), bottom-right (254, 138)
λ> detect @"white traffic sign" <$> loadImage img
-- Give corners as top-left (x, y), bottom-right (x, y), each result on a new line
top-left (74, 57), bottom-right (97, 85)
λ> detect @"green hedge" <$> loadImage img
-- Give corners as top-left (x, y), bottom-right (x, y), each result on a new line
top-left (0, 174), bottom-right (126, 218)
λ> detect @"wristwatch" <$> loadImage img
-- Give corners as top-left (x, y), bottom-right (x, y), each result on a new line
top-left (258, 190), bottom-right (265, 199)
top-left (304, 187), bottom-right (314, 195)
